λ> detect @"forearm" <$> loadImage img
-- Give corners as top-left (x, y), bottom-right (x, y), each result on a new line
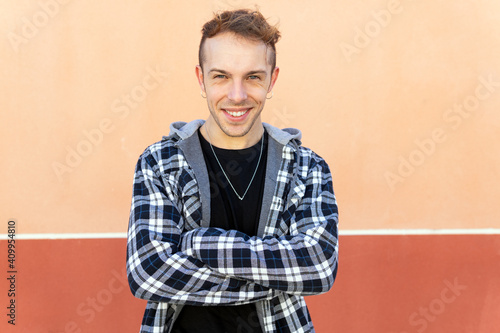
top-left (127, 219), bottom-right (277, 305)
top-left (127, 150), bottom-right (275, 305)
top-left (180, 221), bottom-right (338, 295)
top-left (180, 156), bottom-right (339, 295)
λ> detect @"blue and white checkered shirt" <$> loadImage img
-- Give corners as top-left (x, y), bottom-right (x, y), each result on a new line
top-left (127, 121), bottom-right (339, 333)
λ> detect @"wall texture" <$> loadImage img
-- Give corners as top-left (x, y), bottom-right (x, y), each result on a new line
top-left (1, 0), bottom-right (499, 332)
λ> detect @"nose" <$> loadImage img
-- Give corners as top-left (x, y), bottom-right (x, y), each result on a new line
top-left (227, 80), bottom-right (247, 103)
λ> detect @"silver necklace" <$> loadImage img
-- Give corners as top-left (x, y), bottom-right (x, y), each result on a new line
top-left (205, 127), bottom-right (264, 201)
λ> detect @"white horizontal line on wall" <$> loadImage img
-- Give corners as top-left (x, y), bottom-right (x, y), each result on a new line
top-left (1, 229), bottom-right (500, 240)
top-left (0, 232), bottom-right (127, 240)
top-left (341, 229), bottom-right (500, 236)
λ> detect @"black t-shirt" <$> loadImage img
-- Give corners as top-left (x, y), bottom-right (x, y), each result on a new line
top-left (200, 129), bottom-right (268, 237)
top-left (171, 130), bottom-right (268, 333)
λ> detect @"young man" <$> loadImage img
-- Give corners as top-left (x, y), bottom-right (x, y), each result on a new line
top-left (127, 9), bottom-right (339, 333)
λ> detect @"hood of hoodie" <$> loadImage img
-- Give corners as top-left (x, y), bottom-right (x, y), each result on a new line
top-left (162, 119), bottom-right (303, 236)
top-left (165, 119), bottom-right (302, 146)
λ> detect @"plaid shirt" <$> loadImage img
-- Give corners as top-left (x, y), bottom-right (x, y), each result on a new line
top-left (127, 121), bottom-right (339, 333)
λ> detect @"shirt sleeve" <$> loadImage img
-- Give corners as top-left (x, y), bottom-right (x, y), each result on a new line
top-left (126, 147), bottom-right (277, 305)
top-left (180, 154), bottom-right (339, 296)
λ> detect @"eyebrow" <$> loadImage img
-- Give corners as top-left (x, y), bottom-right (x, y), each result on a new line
top-left (208, 68), bottom-right (268, 77)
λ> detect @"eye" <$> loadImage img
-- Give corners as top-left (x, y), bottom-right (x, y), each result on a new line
top-left (213, 74), bottom-right (226, 79)
top-left (248, 75), bottom-right (261, 80)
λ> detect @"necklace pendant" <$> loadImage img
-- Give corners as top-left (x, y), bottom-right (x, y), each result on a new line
top-left (206, 127), bottom-right (264, 202)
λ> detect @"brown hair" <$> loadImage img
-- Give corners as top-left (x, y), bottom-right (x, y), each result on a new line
top-left (198, 9), bottom-right (281, 71)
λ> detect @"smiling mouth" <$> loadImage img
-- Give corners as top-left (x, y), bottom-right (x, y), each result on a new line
top-left (223, 108), bottom-right (251, 117)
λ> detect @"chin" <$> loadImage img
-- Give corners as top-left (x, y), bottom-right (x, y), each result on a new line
top-left (222, 126), bottom-right (250, 138)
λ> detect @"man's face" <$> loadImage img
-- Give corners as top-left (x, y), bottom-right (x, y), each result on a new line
top-left (196, 32), bottom-right (279, 148)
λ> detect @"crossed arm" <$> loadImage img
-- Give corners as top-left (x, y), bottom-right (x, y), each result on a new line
top-left (126, 148), bottom-right (339, 305)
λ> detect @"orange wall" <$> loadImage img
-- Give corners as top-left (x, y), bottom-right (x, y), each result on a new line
top-left (1, 0), bottom-right (499, 332)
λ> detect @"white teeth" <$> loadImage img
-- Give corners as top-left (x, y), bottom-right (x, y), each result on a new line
top-left (226, 110), bottom-right (248, 117)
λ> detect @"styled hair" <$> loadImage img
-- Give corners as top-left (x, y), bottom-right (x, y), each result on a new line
top-left (198, 9), bottom-right (281, 71)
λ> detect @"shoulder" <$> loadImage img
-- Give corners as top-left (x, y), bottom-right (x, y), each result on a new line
top-left (296, 145), bottom-right (331, 174)
top-left (136, 121), bottom-right (203, 175)
top-left (264, 122), bottom-right (302, 145)
top-left (264, 122), bottom-right (329, 168)
top-left (138, 119), bottom-right (204, 165)
top-left (135, 138), bottom-right (183, 177)
top-left (140, 137), bottom-right (179, 161)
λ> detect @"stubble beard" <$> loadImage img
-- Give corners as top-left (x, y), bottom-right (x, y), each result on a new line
top-left (208, 103), bottom-right (263, 138)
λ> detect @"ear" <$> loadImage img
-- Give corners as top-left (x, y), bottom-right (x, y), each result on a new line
top-left (268, 66), bottom-right (280, 92)
top-left (195, 65), bottom-right (205, 93)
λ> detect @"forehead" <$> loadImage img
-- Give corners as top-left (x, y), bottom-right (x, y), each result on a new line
top-left (202, 32), bottom-right (272, 72)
